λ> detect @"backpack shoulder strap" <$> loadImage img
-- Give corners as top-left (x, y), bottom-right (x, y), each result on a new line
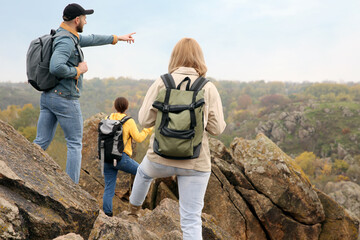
top-left (120, 116), bottom-right (132, 124)
top-left (160, 73), bottom-right (176, 89)
top-left (54, 30), bottom-right (78, 43)
top-left (190, 77), bottom-right (209, 91)
top-left (53, 30), bottom-right (84, 61)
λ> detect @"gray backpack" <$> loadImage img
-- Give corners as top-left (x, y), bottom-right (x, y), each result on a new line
top-left (26, 29), bottom-right (83, 91)
top-left (98, 116), bottom-right (132, 175)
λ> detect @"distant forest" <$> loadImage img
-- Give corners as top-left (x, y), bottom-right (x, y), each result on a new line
top-left (1, 77), bottom-right (360, 189)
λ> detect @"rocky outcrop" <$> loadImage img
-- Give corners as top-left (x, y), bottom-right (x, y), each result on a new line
top-left (204, 160), bottom-right (266, 239)
top-left (89, 199), bottom-right (231, 239)
top-left (324, 181), bottom-right (360, 223)
top-left (256, 120), bottom-right (287, 144)
top-left (0, 120), bottom-right (99, 239)
top-left (226, 135), bottom-right (323, 239)
top-left (80, 115), bottom-right (359, 240)
top-left (316, 190), bottom-right (359, 240)
top-left (341, 106), bottom-right (354, 117)
top-left (53, 233), bottom-right (84, 240)
top-left (89, 211), bottom-right (158, 240)
top-left (256, 111), bottom-right (316, 145)
top-left (231, 134), bottom-right (325, 224)
top-left (210, 134), bottom-right (357, 239)
top-left (1, 115), bottom-right (359, 240)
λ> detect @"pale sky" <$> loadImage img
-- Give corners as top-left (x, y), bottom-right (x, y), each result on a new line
top-left (1, 0), bottom-right (359, 83)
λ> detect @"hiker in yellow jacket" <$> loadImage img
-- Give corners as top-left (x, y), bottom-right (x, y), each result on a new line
top-left (103, 97), bottom-right (152, 217)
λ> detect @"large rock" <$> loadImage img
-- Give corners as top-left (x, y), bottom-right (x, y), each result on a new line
top-left (53, 233), bottom-right (84, 240)
top-left (239, 187), bottom-right (321, 239)
top-left (4, 111), bottom-right (360, 239)
top-left (0, 120), bottom-right (99, 239)
top-left (230, 133), bottom-right (325, 225)
top-left (139, 198), bottom-right (232, 239)
top-left (90, 199), bottom-right (231, 239)
top-left (204, 161), bottom-right (266, 240)
top-left (89, 211), bottom-right (158, 240)
top-left (271, 123), bottom-right (287, 143)
top-left (316, 190), bottom-right (359, 240)
top-left (209, 137), bottom-right (233, 162)
top-left (324, 181), bottom-right (360, 223)
top-left (209, 138), bottom-right (321, 239)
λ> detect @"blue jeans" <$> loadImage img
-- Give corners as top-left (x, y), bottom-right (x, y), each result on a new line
top-left (103, 153), bottom-right (139, 214)
top-left (33, 92), bottom-right (83, 184)
top-left (130, 156), bottom-right (211, 240)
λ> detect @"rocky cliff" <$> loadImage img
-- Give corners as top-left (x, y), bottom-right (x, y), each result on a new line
top-left (0, 116), bottom-right (359, 239)
top-left (0, 120), bottom-right (98, 239)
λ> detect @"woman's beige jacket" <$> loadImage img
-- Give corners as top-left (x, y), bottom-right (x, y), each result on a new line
top-left (138, 67), bottom-right (226, 172)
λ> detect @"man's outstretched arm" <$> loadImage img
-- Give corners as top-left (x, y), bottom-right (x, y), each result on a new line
top-left (117, 32), bottom-right (136, 44)
top-left (80, 32), bottom-right (136, 47)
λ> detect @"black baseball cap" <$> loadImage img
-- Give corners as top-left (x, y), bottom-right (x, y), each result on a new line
top-left (63, 3), bottom-right (94, 21)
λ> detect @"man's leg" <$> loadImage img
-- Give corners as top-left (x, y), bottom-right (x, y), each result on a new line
top-left (177, 171), bottom-right (211, 240)
top-left (50, 93), bottom-right (83, 183)
top-left (33, 92), bottom-right (58, 150)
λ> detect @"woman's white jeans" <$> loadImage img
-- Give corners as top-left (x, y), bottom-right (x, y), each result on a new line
top-left (129, 156), bottom-right (211, 240)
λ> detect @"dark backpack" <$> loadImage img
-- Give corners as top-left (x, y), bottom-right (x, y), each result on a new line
top-left (26, 29), bottom-right (83, 91)
top-left (98, 116), bottom-right (131, 173)
top-left (152, 73), bottom-right (209, 159)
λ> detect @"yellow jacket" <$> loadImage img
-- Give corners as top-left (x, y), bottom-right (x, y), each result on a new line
top-left (108, 113), bottom-right (152, 157)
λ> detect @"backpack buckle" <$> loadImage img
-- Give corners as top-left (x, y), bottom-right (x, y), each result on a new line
top-left (189, 103), bottom-right (195, 111)
top-left (163, 104), bottom-right (169, 113)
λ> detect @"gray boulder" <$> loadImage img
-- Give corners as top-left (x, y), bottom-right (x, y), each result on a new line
top-left (324, 181), bottom-right (360, 222)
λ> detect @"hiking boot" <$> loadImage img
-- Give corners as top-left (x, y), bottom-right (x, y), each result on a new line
top-left (129, 203), bottom-right (141, 217)
top-left (104, 212), bottom-right (113, 217)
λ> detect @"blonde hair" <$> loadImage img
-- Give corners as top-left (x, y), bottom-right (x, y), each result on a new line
top-left (168, 38), bottom-right (207, 77)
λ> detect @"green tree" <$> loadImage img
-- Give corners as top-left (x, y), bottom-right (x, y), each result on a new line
top-left (305, 83), bottom-right (349, 99)
top-left (333, 159), bottom-right (349, 175)
top-left (19, 126), bottom-right (37, 142)
top-left (12, 104), bottom-right (39, 129)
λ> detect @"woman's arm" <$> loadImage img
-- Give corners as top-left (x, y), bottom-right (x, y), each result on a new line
top-left (205, 83), bottom-right (226, 136)
top-left (128, 119), bottom-right (152, 143)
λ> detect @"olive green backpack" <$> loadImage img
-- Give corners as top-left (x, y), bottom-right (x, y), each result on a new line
top-left (152, 73), bottom-right (209, 159)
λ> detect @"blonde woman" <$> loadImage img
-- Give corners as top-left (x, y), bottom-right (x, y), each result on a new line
top-left (129, 38), bottom-right (226, 239)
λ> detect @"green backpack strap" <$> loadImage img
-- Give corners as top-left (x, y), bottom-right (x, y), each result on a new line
top-left (160, 74), bottom-right (209, 91)
top-left (159, 74), bottom-right (175, 130)
top-left (176, 77), bottom-right (191, 90)
top-left (188, 77), bottom-right (209, 128)
top-left (160, 73), bottom-right (176, 89)
top-left (190, 76), bottom-right (209, 91)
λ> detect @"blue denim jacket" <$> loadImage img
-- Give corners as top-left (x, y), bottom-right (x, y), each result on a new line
top-left (49, 22), bottom-right (116, 99)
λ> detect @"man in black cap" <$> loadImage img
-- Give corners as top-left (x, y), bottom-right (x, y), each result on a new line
top-left (33, 3), bottom-right (136, 184)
